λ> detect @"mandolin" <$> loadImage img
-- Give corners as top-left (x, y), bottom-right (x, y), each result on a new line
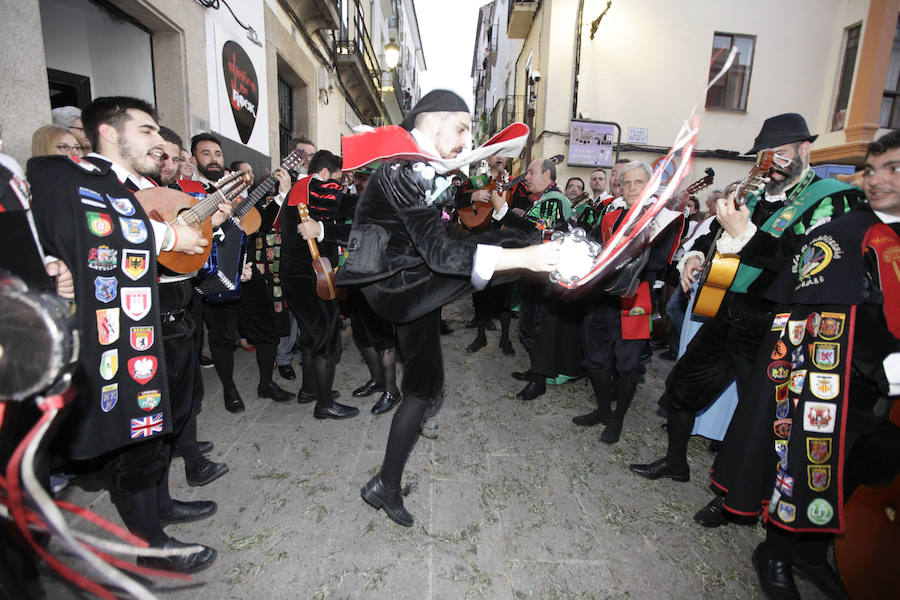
top-left (458, 154), bottom-right (565, 230)
top-left (691, 151), bottom-right (776, 318)
top-left (296, 202), bottom-right (338, 301)
top-left (135, 170), bottom-right (250, 274)
top-left (230, 147), bottom-right (308, 235)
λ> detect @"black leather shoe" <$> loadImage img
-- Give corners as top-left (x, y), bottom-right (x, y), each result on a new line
top-left (752, 543), bottom-right (801, 600)
top-left (371, 391), bottom-right (401, 415)
top-left (172, 440), bottom-right (213, 457)
top-left (466, 336), bottom-right (487, 353)
top-left (360, 475), bottom-right (414, 527)
top-left (572, 408), bottom-right (612, 427)
top-left (313, 402), bottom-right (359, 419)
top-left (600, 417), bottom-right (623, 444)
top-left (297, 389), bottom-right (340, 404)
top-left (159, 499), bottom-right (217, 527)
top-left (694, 495), bottom-right (727, 527)
top-left (185, 457), bottom-right (229, 487)
top-left (198, 354), bottom-right (214, 368)
top-left (258, 381), bottom-right (292, 402)
top-left (792, 555), bottom-right (849, 600)
top-left (659, 349), bottom-right (677, 361)
top-left (629, 457), bottom-right (690, 482)
top-left (137, 537), bottom-right (216, 574)
top-left (352, 379), bottom-right (383, 398)
top-left (277, 364), bottom-right (296, 380)
top-left (224, 388), bottom-right (245, 413)
top-left (499, 339), bottom-right (515, 356)
top-left (511, 370), bottom-right (532, 381)
top-left (516, 380), bottom-right (545, 401)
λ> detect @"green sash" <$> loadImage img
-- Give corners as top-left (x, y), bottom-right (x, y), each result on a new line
top-left (730, 178), bottom-right (854, 293)
top-left (525, 189), bottom-right (571, 227)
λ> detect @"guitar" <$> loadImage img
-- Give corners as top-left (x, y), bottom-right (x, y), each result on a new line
top-left (691, 151), bottom-right (776, 318)
top-left (296, 203), bottom-right (338, 301)
top-left (230, 148), bottom-right (308, 235)
top-left (135, 170), bottom-right (250, 274)
top-left (457, 154), bottom-right (565, 230)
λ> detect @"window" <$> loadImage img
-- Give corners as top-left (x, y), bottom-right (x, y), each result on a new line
top-left (277, 75), bottom-right (293, 160)
top-left (832, 24), bottom-right (861, 131)
top-left (879, 15), bottom-right (900, 129)
top-left (705, 33), bottom-right (755, 111)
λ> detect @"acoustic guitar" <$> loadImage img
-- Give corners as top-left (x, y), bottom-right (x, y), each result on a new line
top-left (457, 154), bottom-right (565, 230)
top-left (231, 147), bottom-right (308, 235)
top-left (691, 151), bottom-right (775, 318)
top-left (135, 170), bottom-right (250, 274)
top-left (296, 203), bottom-right (338, 301)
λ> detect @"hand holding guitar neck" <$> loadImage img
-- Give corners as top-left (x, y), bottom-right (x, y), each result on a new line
top-left (296, 203), bottom-right (338, 301)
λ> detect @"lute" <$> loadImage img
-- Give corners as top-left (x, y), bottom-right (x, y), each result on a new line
top-left (296, 202), bottom-right (338, 301)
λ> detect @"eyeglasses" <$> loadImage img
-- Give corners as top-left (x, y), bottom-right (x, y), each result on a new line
top-left (56, 144), bottom-right (84, 154)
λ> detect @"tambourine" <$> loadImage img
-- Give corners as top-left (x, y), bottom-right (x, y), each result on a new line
top-left (548, 228), bottom-right (601, 286)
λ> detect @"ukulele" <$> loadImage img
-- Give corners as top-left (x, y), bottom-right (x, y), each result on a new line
top-left (135, 170), bottom-right (250, 274)
top-left (691, 151), bottom-right (776, 318)
top-left (230, 148), bottom-right (308, 235)
top-left (296, 202), bottom-right (338, 301)
top-left (457, 154), bottom-right (565, 230)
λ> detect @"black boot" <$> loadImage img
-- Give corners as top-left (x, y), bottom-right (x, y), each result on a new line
top-left (360, 475), bottom-right (413, 527)
top-left (573, 371), bottom-right (613, 427)
top-left (601, 372), bottom-right (639, 444)
top-left (629, 407), bottom-right (693, 481)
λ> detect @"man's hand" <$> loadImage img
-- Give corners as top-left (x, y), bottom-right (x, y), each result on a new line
top-left (489, 190), bottom-right (508, 212)
top-left (298, 219), bottom-right (322, 241)
top-left (715, 194), bottom-right (751, 239)
top-left (210, 202), bottom-right (233, 227)
top-left (680, 255), bottom-right (703, 292)
top-left (471, 189), bottom-right (492, 205)
top-left (496, 241), bottom-right (561, 273)
top-left (240, 261), bottom-right (253, 282)
top-left (274, 168), bottom-right (291, 195)
top-left (171, 224), bottom-right (209, 255)
top-left (46, 260), bottom-right (74, 299)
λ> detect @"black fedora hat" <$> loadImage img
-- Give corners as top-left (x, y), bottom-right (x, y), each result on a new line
top-left (746, 113), bottom-right (818, 154)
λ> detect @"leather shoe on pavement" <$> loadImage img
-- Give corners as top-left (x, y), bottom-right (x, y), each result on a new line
top-left (600, 418), bottom-right (623, 444)
top-left (572, 408), bottom-right (612, 427)
top-left (792, 555), bottom-right (849, 600)
top-left (499, 339), bottom-right (515, 356)
top-left (361, 475), bottom-right (414, 527)
top-left (352, 379), bottom-right (383, 398)
top-left (466, 336), bottom-right (487, 353)
top-left (185, 457), bottom-right (229, 487)
top-left (371, 390), bottom-right (401, 415)
top-left (159, 499), bottom-right (217, 527)
top-left (137, 537), bottom-right (216, 574)
top-left (629, 457), bottom-right (690, 482)
top-left (511, 370), bottom-right (532, 381)
top-left (297, 389), bottom-right (340, 404)
top-left (752, 543), bottom-right (801, 600)
top-left (258, 381), bottom-right (292, 402)
top-left (313, 402), bottom-right (359, 419)
top-left (277, 364), bottom-right (296, 380)
top-left (516, 380), bottom-right (545, 401)
top-left (172, 440), bottom-right (213, 457)
top-left (224, 388), bottom-right (245, 413)
top-left (694, 495), bottom-right (727, 527)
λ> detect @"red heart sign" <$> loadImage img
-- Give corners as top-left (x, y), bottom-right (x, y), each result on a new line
top-left (222, 41), bottom-right (259, 144)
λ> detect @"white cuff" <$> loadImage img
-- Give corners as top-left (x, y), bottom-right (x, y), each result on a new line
top-left (717, 222), bottom-right (757, 254)
top-left (885, 352), bottom-right (900, 396)
top-left (492, 203), bottom-right (509, 220)
top-left (317, 221), bottom-right (325, 242)
top-left (43, 254), bottom-right (58, 266)
top-left (676, 250), bottom-right (704, 276)
top-left (150, 220), bottom-right (169, 254)
top-left (472, 244), bottom-right (501, 290)
top-left (275, 190), bottom-right (287, 206)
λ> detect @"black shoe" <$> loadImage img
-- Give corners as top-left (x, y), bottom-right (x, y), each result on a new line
top-left (224, 388), bottom-right (245, 413)
top-left (297, 389), bottom-right (340, 404)
top-left (516, 380), bottom-right (545, 401)
top-left (159, 499), bottom-right (217, 527)
top-left (466, 336), bottom-right (487, 353)
top-left (198, 354), bottom-right (214, 368)
top-left (185, 457), bottom-right (229, 487)
top-left (313, 402), bottom-right (359, 419)
top-left (752, 543), bottom-right (801, 600)
top-left (137, 537), bottom-right (217, 574)
top-left (511, 370), bottom-right (532, 381)
top-left (629, 457), bottom-right (690, 482)
top-left (791, 555), bottom-right (849, 600)
top-left (277, 364), bottom-right (296, 380)
top-left (693, 495), bottom-right (727, 527)
top-left (499, 339), bottom-right (515, 356)
top-left (659, 349), bottom-right (677, 361)
top-left (440, 320), bottom-right (454, 335)
top-left (371, 390), bottom-right (401, 415)
top-left (600, 418), bottom-right (623, 444)
top-left (572, 408), bottom-right (612, 427)
top-left (172, 440), bottom-right (214, 457)
top-left (258, 381), bottom-right (292, 402)
top-left (360, 476), bottom-right (414, 527)
top-left (352, 379), bottom-right (383, 398)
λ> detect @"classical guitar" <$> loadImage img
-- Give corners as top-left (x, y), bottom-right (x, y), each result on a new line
top-left (135, 170), bottom-right (250, 274)
top-left (296, 202), bottom-right (338, 301)
top-left (691, 152), bottom-right (775, 318)
top-left (231, 147), bottom-right (308, 235)
top-left (458, 154), bottom-right (565, 230)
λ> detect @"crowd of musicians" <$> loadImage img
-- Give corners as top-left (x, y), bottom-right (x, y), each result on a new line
top-left (1, 91), bottom-right (898, 600)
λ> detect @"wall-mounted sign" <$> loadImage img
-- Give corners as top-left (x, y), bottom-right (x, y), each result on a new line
top-left (627, 127), bottom-right (648, 144)
top-left (652, 155), bottom-right (677, 186)
top-left (568, 120), bottom-right (616, 168)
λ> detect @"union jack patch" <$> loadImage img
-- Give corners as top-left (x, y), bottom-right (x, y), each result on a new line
top-left (130, 412), bottom-right (163, 439)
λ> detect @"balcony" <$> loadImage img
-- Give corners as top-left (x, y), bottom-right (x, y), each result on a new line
top-left (281, 0), bottom-right (340, 33)
top-left (489, 95), bottom-right (523, 134)
top-left (508, 0), bottom-right (538, 39)
top-left (333, 1), bottom-right (387, 123)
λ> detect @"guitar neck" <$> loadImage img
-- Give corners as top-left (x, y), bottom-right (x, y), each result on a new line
top-left (234, 176), bottom-right (278, 219)
top-left (297, 208), bottom-right (322, 260)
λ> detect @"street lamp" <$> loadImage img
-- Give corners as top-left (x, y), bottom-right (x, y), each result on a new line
top-left (384, 39), bottom-right (400, 69)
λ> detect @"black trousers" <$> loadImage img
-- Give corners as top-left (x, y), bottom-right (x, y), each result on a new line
top-left (204, 278), bottom-right (279, 348)
top-left (581, 300), bottom-right (644, 376)
top-left (283, 276), bottom-right (343, 360)
top-left (350, 289), bottom-right (395, 352)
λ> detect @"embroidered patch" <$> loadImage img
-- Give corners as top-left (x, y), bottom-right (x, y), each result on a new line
top-left (769, 488), bottom-right (782, 513)
top-left (88, 245), bottom-right (118, 271)
top-left (771, 313), bottom-right (790, 332)
top-left (130, 412), bottom-right (164, 439)
top-left (794, 235), bottom-right (843, 289)
top-left (804, 401), bottom-right (836, 433)
top-left (776, 469), bottom-right (794, 496)
top-left (790, 346), bottom-right (805, 370)
top-left (119, 217), bottom-right (148, 244)
top-left (775, 398), bottom-right (790, 419)
top-left (99, 349), bottom-right (118, 381)
top-left (121, 287), bottom-right (151, 321)
top-left (137, 389), bottom-right (161, 412)
top-left (809, 373), bottom-right (840, 400)
top-left (771, 340), bottom-right (788, 360)
top-left (628, 307), bottom-right (646, 316)
top-left (122, 249), bottom-right (149, 281)
top-left (772, 205), bottom-right (798, 233)
top-left (80, 197), bottom-right (106, 208)
top-left (130, 326), bottom-right (154, 351)
top-left (788, 370), bottom-right (807, 394)
top-left (808, 465), bottom-right (831, 492)
top-left (806, 312), bottom-right (821, 337)
top-left (775, 440), bottom-right (789, 470)
top-left (79, 187), bottom-right (104, 203)
top-left (127, 355), bottom-right (158, 385)
top-left (811, 342), bottom-right (839, 370)
top-left (86, 211), bottom-right (114, 237)
top-left (806, 498), bottom-right (834, 525)
top-left (807, 438), bottom-right (832, 464)
top-left (69, 156), bottom-right (100, 172)
top-left (108, 195), bottom-right (136, 216)
top-left (96, 308), bottom-right (120, 345)
top-left (775, 381), bottom-right (789, 403)
top-left (788, 320), bottom-right (806, 345)
top-left (777, 500), bottom-right (797, 523)
top-left (100, 383), bottom-right (118, 413)
top-left (94, 276), bottom-right (118, 303)
top-left (768, 361), bottom-right (791, 382)
top-left (256, 237), bottom-right (264, 249)
top-left (818, 312), bottom-right (845, 340)
top-left (773, 418), bottom-right (792, 439)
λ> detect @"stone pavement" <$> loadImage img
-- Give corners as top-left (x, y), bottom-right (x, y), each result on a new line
top-left (43, 299), bottom-right (830, 599)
